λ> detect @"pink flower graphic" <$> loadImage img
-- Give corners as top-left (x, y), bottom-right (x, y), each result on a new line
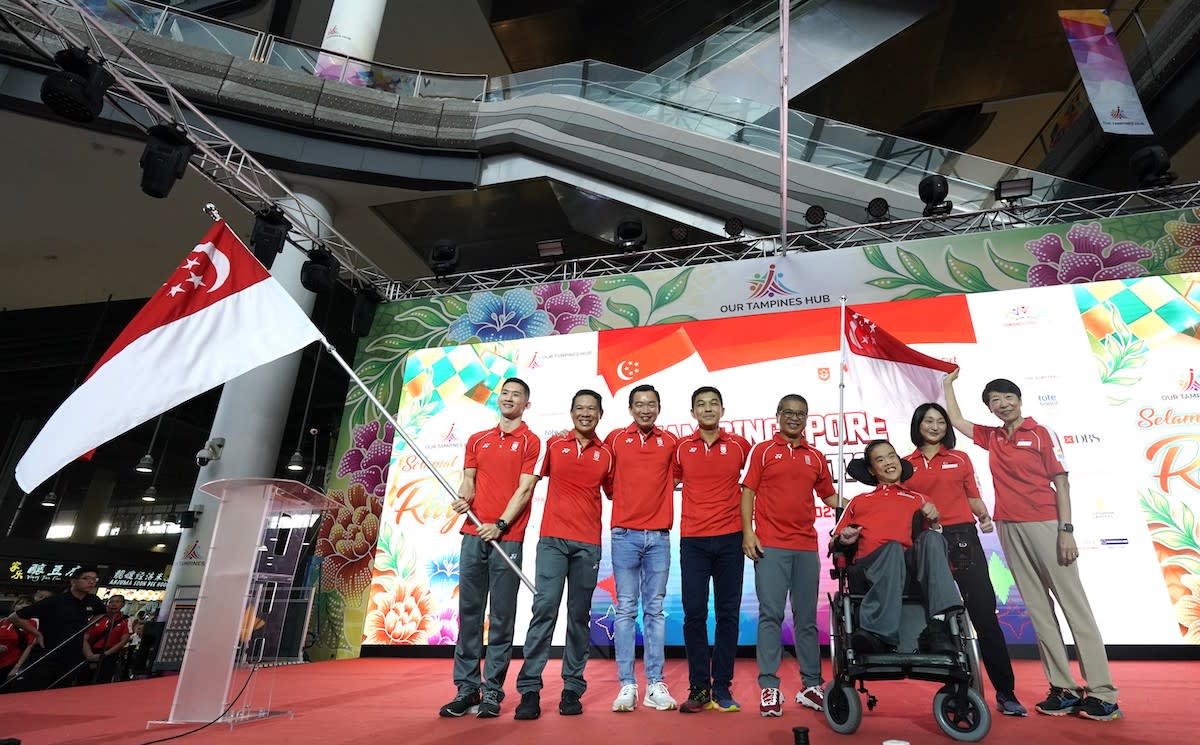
top-left (338, 420), bottom-right (395, 499)
top-left (534, 280), bottom-right (603, 334)
top-left (427, 608), bottom-right (459, 646)
top-left (314, 483), bottom-right (381, 599)
top-left (1026, 222), bottom-right (1151, 286)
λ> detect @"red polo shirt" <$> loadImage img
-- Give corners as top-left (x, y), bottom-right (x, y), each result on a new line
top-left (742, 434), bottom-right (835, 551)
top-left (903, 447), bottom-right (978, 527)
top-left (833, 484), bottom-right (928, 557)
top-left (605, 424), bottom-right (679, 531)
top-left (538, 433), bottom-right (615, 545)
top-left (461, 421), bottom-right (541, 541)
top-left (972, 417), bottom-right (1066, 523)
top-left (85, 614), bottom-right (131, 651)
top-left (674, 429), bottom-right (750, 538)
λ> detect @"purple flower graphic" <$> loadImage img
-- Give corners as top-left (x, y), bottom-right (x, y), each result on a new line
top-left (338, 420), bottom-right (395, 499)
top-left (427, 608), bottom-right (458, 646)
top-left (534, 280), bottom-right (603, 333)
top-left (447, 289), bottom-right (555, 342)
top-left (1025, 222), bottom-right (1151, 287)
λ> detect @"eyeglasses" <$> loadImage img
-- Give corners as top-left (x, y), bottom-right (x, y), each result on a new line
top-left (778, 409), bottom-right (808, 420)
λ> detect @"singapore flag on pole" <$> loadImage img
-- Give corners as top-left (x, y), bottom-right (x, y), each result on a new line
top-left (16, 220), bottom-right (322, 492)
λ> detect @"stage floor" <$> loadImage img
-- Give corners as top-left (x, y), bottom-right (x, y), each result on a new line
top-left (0, 657), bottom-right (1190, 745)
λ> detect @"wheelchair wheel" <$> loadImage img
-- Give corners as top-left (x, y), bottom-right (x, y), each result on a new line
top-left (823, 681), bottom-right (862, 735)
top-left (932, 685), bottom-right (991, 742)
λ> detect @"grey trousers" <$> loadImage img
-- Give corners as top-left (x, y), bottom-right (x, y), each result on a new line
top-left (516, 537), bottom-right (602, 696)
top-left (857, 531), bottom-right (962, 645)
top-left (452, 534), bottom-right (524, 699)
top-left (755, 547), bottom-right (823, 689)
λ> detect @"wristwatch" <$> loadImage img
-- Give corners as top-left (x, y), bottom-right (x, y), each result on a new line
top-left (495, 518), bottom-right (509, 535)
top-left (1058, 523), bottom-right (1074, 533)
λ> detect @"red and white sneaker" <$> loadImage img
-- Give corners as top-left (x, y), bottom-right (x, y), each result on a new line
top-left (759, 687), bottom-right (783, 717)
top-left (796, 685), bottom-right (824, 712)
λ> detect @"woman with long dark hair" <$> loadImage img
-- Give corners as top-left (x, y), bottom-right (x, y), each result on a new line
top-left (905, 402), bottom-right (1026, 717)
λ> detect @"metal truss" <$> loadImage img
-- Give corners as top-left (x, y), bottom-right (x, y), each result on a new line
top-left (3, 0), bottom-right (391, 288)
top-left (386, 181), bottom-right (1200, 301)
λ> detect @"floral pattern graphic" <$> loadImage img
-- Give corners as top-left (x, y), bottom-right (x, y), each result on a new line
top-left (363, 580), bottom-right (438, 645)
top-left (314, 483), bottom-right (382, 599)
top-left (427, 608), bottom-right (459, 646)
top-left (1175, 574), bottom-right (1200, 643)
top-left (338, 421), bottom-right (395, 499)
top-left (1026, 222), bottom-right (1151, 286)
top-left (447, 289), bottom-right (555, 342)
top-left (1140, 489), bottom-right (1200, 643)
top-left (426, 553), bottom-right (461, 595)
top-left (534, 280), bottom-right (603, 333)
top-left (1162, 210), bottom-right (1200, 274)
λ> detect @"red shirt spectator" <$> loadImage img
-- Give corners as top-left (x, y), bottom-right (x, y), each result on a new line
top-left (605, 423), bottom-right (678, 531)
top-left (538, 434), bottom-right (615, 545)
top-left (972, 417), bottom-right (1066, 523)
top-left (833, 484), bottom-right (929, 557)
top-left (461, 421), bottom-right (541, 541)
top-left (85, 612), bottom-right (130, 652)
top-left (0, 617), bottom-right (33, 671)
top-left (674, 429), bottom-right (750, 537)
top-left (742, 434), bottom-right (835, 551)
top-left (903, 446), bottom-right (978, 526)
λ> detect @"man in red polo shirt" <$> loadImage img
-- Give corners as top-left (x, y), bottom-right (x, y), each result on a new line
top-left (674, 386), bottom-right (751, 714)
top-left (741, 394), bottom-right (839, 717)
top-left (605, 384), bottom-right (680, 713)
top-left (944, 370), bottom-right (1120, 721)
top-left (439, 377), bottom-right (542, 720)
top-left (514, 389), bottom-right (615, 721)
top-left (80, 594), bottom-right (131, 685)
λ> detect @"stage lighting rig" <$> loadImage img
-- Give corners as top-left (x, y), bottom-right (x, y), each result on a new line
top-left (351, 287), bottom-right (380, 337)
top-left (866, 197), bottom-right (890, 221)
top-left (140, 123), bottom-right (193, 199)
top-left (40, 46), bottom-right (113, 123)
top-left (300, 249), bottom-right (339, 294)
top-left (918, 174), bottom-right (953, 217)
top-left (723, 217), bottom-right (745, 238)
top-left (1130, 145), bottom-right (1177, 188)
top-left (250, 205), bottom-right (292, 269)
top-left (430, 240), bottom-right (459, 276)
top-left (804, 205), bottom-right (827, 227)
top-left (616, 221), bottom-right (646, 252)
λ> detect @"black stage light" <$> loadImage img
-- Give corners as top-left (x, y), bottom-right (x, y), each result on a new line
top-left (669, 224), bottom-right (689, 243)
top-left (300, 249), bottom-right (338, 294)
top-left (250, 206), bottom-right (292, 269)
top-left (40, 47), bottom-right (113, 123)
top-left (616, 221), bottom-right (646, 252)
top-left (430, 239), bottom-right (459, 275)
top-left (724, 216), bottom-right (744, 237)
top-left (866, 197), bottom-right (890, 221)
top-left (351, 288), bottom-right (379, 337)
top-left (994, 177), bottom-right (1034, 202)
top-left (804, 205), bottom-right (827, 226)
top-left (140, 124), bottom-right (193, 199)
top-left (918, 174), bottom-right (953, 217)
top-left (1130, 145), bottom-right (1177, 188)
top-left (536, 239), bottom-right (565, 259)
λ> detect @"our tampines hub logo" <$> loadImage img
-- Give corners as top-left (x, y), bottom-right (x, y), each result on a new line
top-left (1110, 106), bottom-right (1128, 120)
top-left (182, 540), bottom-right (204, 566)
top-left (748, 264), bottom-right (802, 299)
top-left (1161, 368), bottom-right (1200, 401)
top-left (1002, 304), bottom-right (1043, 327)
top-left (721, 264), bottom-right (829, 313)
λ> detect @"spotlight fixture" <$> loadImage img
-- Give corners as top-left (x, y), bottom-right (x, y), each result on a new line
top-left (536, 239), bottom-right (565, 260)
top-left (669, 224), bottom-right (689, 243)
top-left (1129, 145), bottom-right (1177, 188)
top-left (918, 174), bottom-right (953, 218)
top-left (723, 216), bottom-right (745, 238)
top-left (287, 347), bottom-right (321, 477)
top-left (866, 197), bottom-right (890, 221)
top-left (615, 221), bottom-right (646, 252)
top-left (250, 205), bottom-right (292, 269)
top-left (430, 239), bottom-right (460, 276)
top-left (286, 450), bottom-right (305, 472)
top-left (40, 47), bottom-right (114, 123)
top-left (135, 454), bottom-right (155, 474)
top-left (994, 177), bottom-right (1034, 202)
top-left (41, 491), bottom-right (58, 508)
top-left (139, 123), bottom-right (193, 199)
top-left (142, 486), bottom-right (158, 502)
top-left (804, 205), bottom-right (827, 226)
top-left (300, 249), bottom-right (338, 294)
top-left (350, 288), bottom-right (379, 338)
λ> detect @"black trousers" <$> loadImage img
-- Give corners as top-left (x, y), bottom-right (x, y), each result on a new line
top-left (944, 523), bottom-right (1016, 695)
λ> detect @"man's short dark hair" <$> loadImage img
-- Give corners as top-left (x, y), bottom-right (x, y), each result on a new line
top-left (628, 384), bottom-right (660, 407)
top-left (572, 389), bottom-right (604, 411)
top-left (691, 386), bottom-right (723, 407)
top-left (911, 402), bottom-right (956, 449)
top-left (982, 378), bottom-right (1022, 406)
top-left (503, 377), bottom-right (530, 397)
top-left (71, 566), bottom-right (99, 580)
top-left (776, 394), bottom-right (808, 413)
top-left (109, 594), bottom-right (125, 603)
top-left (14, 594), bottom-right (34, 606)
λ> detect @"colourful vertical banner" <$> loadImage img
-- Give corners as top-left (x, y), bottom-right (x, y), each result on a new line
top-left (1059, 10), bottom-right (1153, 135)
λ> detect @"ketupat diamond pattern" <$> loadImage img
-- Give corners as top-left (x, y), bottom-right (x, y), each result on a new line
top-left (404, 345), bottom-right (519, 411)
top-left (1075, 275), bottom-right (1200, 343)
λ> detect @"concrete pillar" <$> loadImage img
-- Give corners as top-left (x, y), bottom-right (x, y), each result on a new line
top-left (315, 0), bottom-right (389, 85)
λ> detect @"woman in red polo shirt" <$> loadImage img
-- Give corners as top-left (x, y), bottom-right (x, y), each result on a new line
top-left (905, 403), bottom-right (1025, 717)
top-left (0, 595), bottom-right (36, 684)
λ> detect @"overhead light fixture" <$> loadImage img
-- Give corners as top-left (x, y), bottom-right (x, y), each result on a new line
top-left (41, 491), bottom-right (58, 508)
top-left (250, 205), bottom-right (292, 269)
top-left (139, 123), bottom-right (194, 199)
top-left (286, 450), bottom-right (305, 472)
top-left (154, 543), bottom-right (166, 549)
top-left (723, 217), bottom-right (744, 238)
top-left (1129, 145), bottom-right (1177, 188)
top-left (804, 205), bottom-right (827, 226)
top-left (350, 288), bottom-right (378, 338)
top-left (136, 415), bottom-right (163, 473)
top-left (40, 47), bottom-right (114, 123)
top-left (994, 177), bottom-right (1034, 202)
top-left (300, 249), bottom-right (338, 294)
top-left (866, 197), bottom-right (890, 221)
top-left (430, 239), bottom-right (459, 276)
top-left (918, 174), bottom-right (953, 217)
top-left (142, 486), bottom-right (158, 502)
top-left (286, 346), bottom-right (321, 478)
top-left (536, 239), bottom-right (565, 260)
top-left (615, 221), bottom-right (646, 252)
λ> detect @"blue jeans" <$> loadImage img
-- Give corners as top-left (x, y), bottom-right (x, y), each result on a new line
top-left (680, 532), bottom-right (744, 691)
top-left (611, 527), bottom-right (671, 686)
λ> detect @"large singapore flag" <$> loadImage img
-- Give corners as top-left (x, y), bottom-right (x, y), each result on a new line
top-left (16, 220), bottom-right (322, 492)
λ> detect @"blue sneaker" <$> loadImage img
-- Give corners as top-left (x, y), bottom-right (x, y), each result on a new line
top-left (1035, 686), bottom-right (1082, 716)
top-left (1077, 696), bottom-right (1122, 721)
top-left (996, 690), bottom-right (1027, 716)
top-left (708, 688), bottom-right (740, 712)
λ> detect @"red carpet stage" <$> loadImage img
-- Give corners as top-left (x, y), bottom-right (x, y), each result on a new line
top-left (0, 658), bottom-right (1191, 745)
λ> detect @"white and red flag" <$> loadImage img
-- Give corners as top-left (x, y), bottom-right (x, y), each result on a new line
top-left (16, 220), bottom-right (321, 492)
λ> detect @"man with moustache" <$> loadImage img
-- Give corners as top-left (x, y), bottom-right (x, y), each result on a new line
top-left (514, 389), bottom-right (615, 720)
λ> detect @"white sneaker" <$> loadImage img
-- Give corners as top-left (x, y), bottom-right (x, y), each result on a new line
top-left (612, 683), bottom-right (638, 712)
top-left (643, 681), bottom-right (678, 710)
top-left (796, 685), bottom-right (825, 711)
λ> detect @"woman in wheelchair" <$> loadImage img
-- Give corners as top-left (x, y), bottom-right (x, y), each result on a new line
top-left (824, 439), bottom-right (991, 741)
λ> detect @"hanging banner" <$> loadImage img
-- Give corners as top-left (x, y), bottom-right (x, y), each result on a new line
top-left (1059, 10), bottom-right (1153, 135)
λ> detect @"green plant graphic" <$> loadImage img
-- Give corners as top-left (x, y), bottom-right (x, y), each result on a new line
top-left (1141, 489), bottom-right (1200, 576)
top-left (1092, 299), bottom-right (1148, 405)
top-left (589, 267), bottom-right (699, 329)
top-left (862, 240), bottom-right (1020, 298)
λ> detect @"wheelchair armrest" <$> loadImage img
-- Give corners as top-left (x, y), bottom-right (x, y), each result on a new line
top-left (827, 538), bottom-right (858, 579)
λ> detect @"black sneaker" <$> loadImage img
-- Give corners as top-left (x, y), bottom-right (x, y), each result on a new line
top-left (679, 685), bottom-right (710, 714)
top-left (514, 691), bottom-right (541, 720)
top-left (438, 689), bottom-right (480, 717)
top-left (850, 628), bottom-right (893, 654)
top-left (559, 689), bottom-right (583, 716)
top-left (477, 689), bottom-right (502, 718)
top-left (1077, 696), bottom-right (1123, 721)
top-left (996, 690), bottom-right (1028, 716)
top-left (918, 619), bottom-right (956, 655)
top-left (1035, 686), bottom-right (1082, 716)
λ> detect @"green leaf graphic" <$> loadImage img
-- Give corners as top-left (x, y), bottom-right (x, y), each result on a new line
top-left (395, 306), bottom-right (450, 330)
top-left (442, 296), bottom-right (468, 316)
top-left (893, 287), bottom-right (941, 301)
top-left (896, 248), bottom-right (940, 288)
top-left (866, 276), bottom-right (916, 290)
top-left (589, 316), bottom-right (614, 331)
top-left (605, 298), bottom-right (641, 327)
top-left (654, 314), bottom-right (698, 324)
top-left (945, 252), bottom-right (995, 292)
top-left (652, 268), bottom-right (694, 311)
top-left (593, 275), bottom-right (653, 297)
top-left (987, 243), bottom-right (1031, 282)
top-left (863, 244), bottom-right (895, 273)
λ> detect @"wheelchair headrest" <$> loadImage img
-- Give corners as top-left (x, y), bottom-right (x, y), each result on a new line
top-left (847, 457), bottom-right (914, 486)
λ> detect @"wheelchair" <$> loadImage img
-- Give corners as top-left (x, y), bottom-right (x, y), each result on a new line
top-left (823, 533), bottom-right (990, 742)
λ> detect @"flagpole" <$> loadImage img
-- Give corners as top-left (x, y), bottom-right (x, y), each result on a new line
top-left (837, 295), bottom-right (848, 516)
top-left (321, 341), bottom-right (536, 592)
